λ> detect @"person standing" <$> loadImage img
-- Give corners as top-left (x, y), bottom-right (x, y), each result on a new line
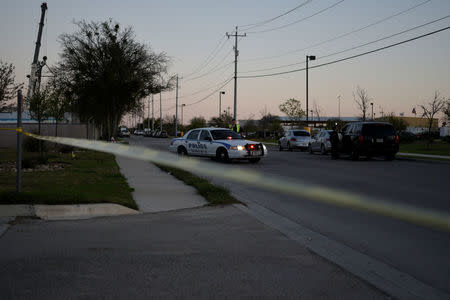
top-left (330, 125), bottom-right (339, 159)
top-left (229, 119), bottom-right (240, 133)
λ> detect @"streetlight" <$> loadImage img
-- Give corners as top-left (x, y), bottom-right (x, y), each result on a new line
top-left (370, 102), bottom-right (374, 120)
top-left (306, 55), bottom-right (316, 124)
top-left (219, 91), bottom-right (225, 117)
top-left (310, 110), bottom-right (314, 127)
top-left (181, 104), bottom-right (186, 126)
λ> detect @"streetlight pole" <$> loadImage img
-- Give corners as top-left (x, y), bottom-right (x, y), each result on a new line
top-left (310, 110), bottom-right (313, 127)
top-left (219, 91), bottom-right (225, 117)
top-left (147, 98), bottom-right (150, 129)
top-left (306, 55), bottom-right (316, 125)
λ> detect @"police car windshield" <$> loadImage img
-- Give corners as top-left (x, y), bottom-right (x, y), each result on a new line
top-left (210, 129), bottom-right (243, 140)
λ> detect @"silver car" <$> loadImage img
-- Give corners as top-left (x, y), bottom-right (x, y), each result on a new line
top-left (308, 129), bottom-right (333, 154)
top-left (278, 130), bottom-right (311, 151)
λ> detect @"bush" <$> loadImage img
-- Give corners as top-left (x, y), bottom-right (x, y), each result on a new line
top-left (398, 132), bottom-right (417, 144)
top-left (23, 136), bottom-right (47, 152)
top-left (59, 145), bottom-right (75, 153)
top-left (442, 136), bottom-right (450, 143)
top-left (22, 158), bottom-right (37, 169)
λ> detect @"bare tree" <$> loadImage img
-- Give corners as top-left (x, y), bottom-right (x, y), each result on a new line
top-left (443, 100), bottom-right (450, 124)
top-left (0, 60), bottom-right (22, 112)
top-left (419, 91), bottom-right (446, 134)
top-left (313, 101), bottom-right (322, 124)
top-left (353, 86), bottom-right (371, 121)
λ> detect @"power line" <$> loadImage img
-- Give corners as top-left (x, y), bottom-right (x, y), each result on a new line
top-left (242, 0), bottom-right (432, 62)
top-left (185, 77), bottom-right (234, 107)
top-left (184, 48), bottom-right (234, 82)
top-left (181, 36), bottom-right (229, 79)
top-left (239, 26), bottom-right (450, 79)
top-left (247, 0), bottom-right (345, 34)
top-left (240, 14), bottom-right (449, 74)
top-left (238, 0), bottom-right (313, 30)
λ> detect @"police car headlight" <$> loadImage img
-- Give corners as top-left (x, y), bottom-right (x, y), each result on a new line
top-left (230, 145), bottom-right (245, 151)
top-left (263, 144), bottom-right (267, 151)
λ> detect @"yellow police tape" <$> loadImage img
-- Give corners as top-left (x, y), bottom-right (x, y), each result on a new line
top-left (3, 127), bottom-right (450, 232)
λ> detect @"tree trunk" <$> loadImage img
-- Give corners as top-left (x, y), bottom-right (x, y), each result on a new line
top-left (55, 120), bottom-right (58, 137)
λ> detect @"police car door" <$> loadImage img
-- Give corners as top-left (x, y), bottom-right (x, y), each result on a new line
top-left (185, 129), bottom-right (201, 156)
top-left (199, 130), bottom-right (213, 156)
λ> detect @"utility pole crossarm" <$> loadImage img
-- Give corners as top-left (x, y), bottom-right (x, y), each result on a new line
top-left (226, 26), bottom-right (246, 122)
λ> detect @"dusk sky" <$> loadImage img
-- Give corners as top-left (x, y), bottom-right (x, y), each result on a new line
top-left (1, 0), bottom-right (449, 125)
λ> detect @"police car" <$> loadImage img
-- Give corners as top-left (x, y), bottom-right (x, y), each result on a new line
top-left (169, 128), bottom-right (268, 163)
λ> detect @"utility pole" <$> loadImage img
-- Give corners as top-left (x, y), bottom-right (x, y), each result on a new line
top-left (219, 91), bottom-right (225, 117)
top-left (151, 94), bottom-right (154, 131)
top-left (175, 75), bottom-right (179, 136)
top-left (147, 98), bottom-right (150, 129)
top-left (159, 91), bottom-right (162, 132)
top-left (27, 2), bottom-right (48, 100)
top-left (226, 27), bottom-right (246, 121)
top-left (16, 90), bottom-right (23, 193)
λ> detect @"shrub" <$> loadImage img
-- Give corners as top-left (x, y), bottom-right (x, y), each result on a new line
top-left (23, 136), bottom-right (47, 152)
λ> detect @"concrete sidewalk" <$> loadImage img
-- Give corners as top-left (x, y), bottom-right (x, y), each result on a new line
top-left (115, 155), bottom-right (207, 212)
top-left (0, 205), bottom-right (386, 299)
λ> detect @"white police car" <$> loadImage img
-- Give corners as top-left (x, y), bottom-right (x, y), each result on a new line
top-left (169, 128), bottom-right (268, 163)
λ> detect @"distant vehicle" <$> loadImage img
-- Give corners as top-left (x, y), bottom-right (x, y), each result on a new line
top-left (169, 127), bottom-right (268, 163)
top-left (308, 129), bottom-right (333, 154)
top-left (144, 128), bottom-right (152, 137)
top-left (159, 130), bottom-right (168, 138)
top-left (337, 122), bottom-right (399, 160)
top-left (278, 130), bottom-right (311, 151)
top-left (154, 130), bottom-right (161, 138)
top-left (134, 130), bottom-right (144, 136)
top-left (118, 127), bottom-right (130, 137)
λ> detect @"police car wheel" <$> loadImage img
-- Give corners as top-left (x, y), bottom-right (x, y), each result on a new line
top-left (320, 144), bottom-right (327, 155)
top-left (177, 146), bottom-right (188, 156)
top-left (216, 148), bottom-right (230, 162)
top-left (308, 144), bottom-right (313, 154)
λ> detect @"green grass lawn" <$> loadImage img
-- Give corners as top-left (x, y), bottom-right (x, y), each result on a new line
top-left (399, 142), bottom-right (450, 156)
top-left (0, 148), bottom-right (137, 209)
top-left (155, 163), bottom-right (239, 206)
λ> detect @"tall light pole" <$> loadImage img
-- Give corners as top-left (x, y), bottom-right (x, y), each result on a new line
top-left (181, 104), bottom-right (186, 126)
top-left (370, 102), bottom-right (374, 120)
top-left (306, 55), bottom-right (316, 124)
top-left (219, 91), bottom-right (225, 117)
top-left (147, 98), bottom-right (150, 129)
top-left (310, 110), bottom-right (314, 127)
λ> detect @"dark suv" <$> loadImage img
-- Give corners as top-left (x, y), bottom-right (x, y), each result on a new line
top-left (338, 122), bottom-right (399, 160)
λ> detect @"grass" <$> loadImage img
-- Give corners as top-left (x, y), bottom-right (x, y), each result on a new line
top-left (399, 141), bottom-right (450, 156)
top-left (155, 163), bottom-right (240, 206)
top-left (0, 148), bottom-right (137, 209)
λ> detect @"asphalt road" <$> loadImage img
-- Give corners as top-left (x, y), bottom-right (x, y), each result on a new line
top-left (132, 135), bottom-right (450, 296)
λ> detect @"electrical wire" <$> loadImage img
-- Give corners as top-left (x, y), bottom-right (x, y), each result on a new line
top-left (181, 36), bottom-right (229, 79)
top-left (239, 26), bottom-right (450, 79)
top-left (247, 0), bottom-right (346, 34)
top-left (242, 0), bottom-right (431, 62)
top-left (185, 77), bottom-right (233, 107)
top-left (238, 0), bottom-right (313, 31)
top-left (240, 14), bottom-right (448, 74)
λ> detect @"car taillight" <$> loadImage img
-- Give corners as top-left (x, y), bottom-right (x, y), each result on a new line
top-left (395, 135), bottom-right (399, 144)
top-left (290, 138), bottom-right (296, 141)
top-left (359, 135), bottom-right (364, 143)
top-left (249, 144), bottom-right (255, 149)
top-left (326, 138), bottom-right (330, 142)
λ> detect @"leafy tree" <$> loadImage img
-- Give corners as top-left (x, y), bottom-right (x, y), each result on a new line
top-left (208, 110), bottom-right (233, 128)
top-left (0, 59), bottom-right (22, 112)
top-left (279, 98), bottom-right (305, 128)
top-left (55, 20), bottom-right (170, 139)
top-left (188, 116), bottom-right (206, 130)
top-left (353, 86), bottom-right (371, 121)
top-left (443, 100), bottom-right (450, 124)
top-left (381, 113), bottom-right (407, 132)
top-left (46, 81), bottom-right (68, 136)
top-left (259, 113), bottom-right (282, 137)
top-left (419, 91), bottom-right (446, 134)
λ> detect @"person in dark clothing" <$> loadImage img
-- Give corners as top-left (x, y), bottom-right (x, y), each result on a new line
top-left (330, 125), bottom-right (340, 159)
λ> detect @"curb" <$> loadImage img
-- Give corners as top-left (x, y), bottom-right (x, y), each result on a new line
top-left (0, 204), bottom-right (139, 221)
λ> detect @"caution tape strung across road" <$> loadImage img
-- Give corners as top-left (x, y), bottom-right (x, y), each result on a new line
top-left (3, 127), bottom-right (450, 232)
